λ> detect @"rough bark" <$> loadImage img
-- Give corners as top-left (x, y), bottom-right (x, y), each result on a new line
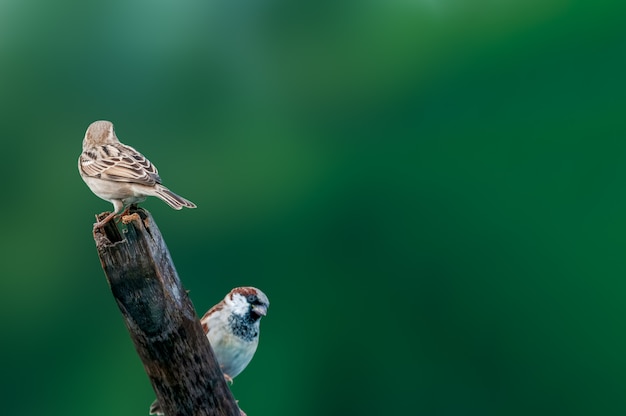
top-left (92, 207), bottom-right (239, 416)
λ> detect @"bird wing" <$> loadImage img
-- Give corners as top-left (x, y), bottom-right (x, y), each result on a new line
top-left (79, 143), bottom-right (162, 186)
top-left (200, 302), bottom-right (226, 335)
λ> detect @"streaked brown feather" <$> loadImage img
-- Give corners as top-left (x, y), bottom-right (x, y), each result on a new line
top-left (200, 301), bottom-right (226, 334)
top-left (79, 143), bottom-right (161, 186)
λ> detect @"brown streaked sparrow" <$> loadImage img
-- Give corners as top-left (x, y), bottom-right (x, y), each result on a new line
top-left (149, 287), bottom-right (270, 415)
top-left (78, 120), bottom-right (196, 228)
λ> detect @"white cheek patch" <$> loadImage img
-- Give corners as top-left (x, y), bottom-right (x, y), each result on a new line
top-left (228, 294), bottom-right (250, 316)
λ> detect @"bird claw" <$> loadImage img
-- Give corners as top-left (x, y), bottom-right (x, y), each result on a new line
top-left (93, 211), bottom-right (117, 229)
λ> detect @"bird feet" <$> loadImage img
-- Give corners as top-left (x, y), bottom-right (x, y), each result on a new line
top-left (93, 211), bottom-right (117, 229)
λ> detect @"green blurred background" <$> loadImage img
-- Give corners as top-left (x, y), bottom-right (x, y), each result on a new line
top-left (2, 0), bottom-right (626, 415)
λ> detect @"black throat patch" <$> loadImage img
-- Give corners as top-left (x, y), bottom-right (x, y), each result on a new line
top-left (228, 312), bottom-right (259, 342)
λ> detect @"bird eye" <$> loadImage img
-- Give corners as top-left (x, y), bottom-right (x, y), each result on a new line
top-left (247, 295), bottom-right (257, 303)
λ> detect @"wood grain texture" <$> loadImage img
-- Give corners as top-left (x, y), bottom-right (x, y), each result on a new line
top-left (93, 207), bottom-right (240, 416)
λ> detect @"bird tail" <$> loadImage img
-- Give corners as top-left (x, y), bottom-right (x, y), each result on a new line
top-left (154, 184), bottom-right (197, 210)
top-left (149, 400), bottom-right (163, 415)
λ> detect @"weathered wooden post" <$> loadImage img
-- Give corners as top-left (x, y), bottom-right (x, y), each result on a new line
top-left (92, 206), bottom-right (240, 416)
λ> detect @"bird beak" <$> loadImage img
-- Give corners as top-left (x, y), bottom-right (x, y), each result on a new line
top-left (252, 304), bottom-right (268, 317)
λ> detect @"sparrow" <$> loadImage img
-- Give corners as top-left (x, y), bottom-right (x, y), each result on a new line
top-left (149, 287), bottom-right (270, 415)
top-left (78, 120), bottom-right (196, 228)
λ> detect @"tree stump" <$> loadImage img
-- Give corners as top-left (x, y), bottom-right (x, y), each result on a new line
top-left (92, 206), bottom-right (240, 416)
